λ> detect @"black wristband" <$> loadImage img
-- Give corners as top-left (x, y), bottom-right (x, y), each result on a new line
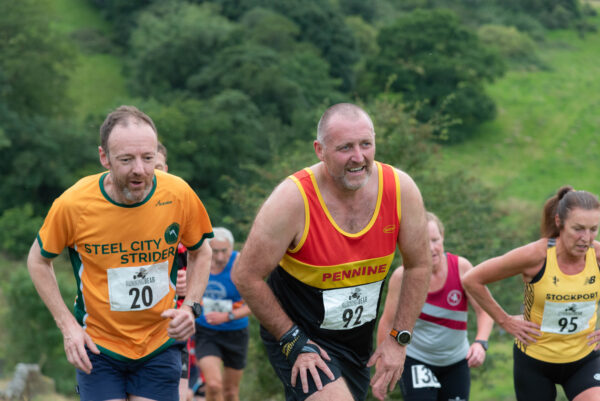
top-left (474, 339), bottom-right (488, 351)
top-left (279, 325), bottom-right (319, 365)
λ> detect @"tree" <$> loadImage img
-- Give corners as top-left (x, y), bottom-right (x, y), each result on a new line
top-left (0, 0), bottom-right (75, 117)
top-left (129, 1), bottom-right (237, 98)
top-left (363, 9), bottom-right (505, 141)
top-left (0, 0), bottom-right (97, 230)
top-left (0, 109), bottom-right (97, 217)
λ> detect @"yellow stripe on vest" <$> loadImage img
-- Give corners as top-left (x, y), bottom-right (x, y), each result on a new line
top-left (280, 253), bottom-right (395, 289)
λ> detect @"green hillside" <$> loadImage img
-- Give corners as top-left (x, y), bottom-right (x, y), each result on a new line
top-left (438, 15), bottom-right (600, 213)
top-left (50, 0), bottom-right (130, 120)
top-left (2, 2), bottom-right (599, 401)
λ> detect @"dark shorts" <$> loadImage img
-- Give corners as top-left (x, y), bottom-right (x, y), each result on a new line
top-left (76, 344), bottom-right (182, 401)
top-left (261, 330), bottom-right (370, 401)
top-left (194, 325), bottom-right (249, 370)
top-left (514, 345), bottom-right (600, 401)
top-left (399, 355), bottom-right (470, 401)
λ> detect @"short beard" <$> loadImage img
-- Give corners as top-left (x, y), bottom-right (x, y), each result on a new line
top-left (340, 165), bottom-right (372, 191)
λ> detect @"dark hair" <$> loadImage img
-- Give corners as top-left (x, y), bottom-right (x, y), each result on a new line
top-left (157, 142), bottom-right (167, 162)
top-left (100, 105), bottom-right (157, 156)
top-left (541, 185), bottom-right (600, 237)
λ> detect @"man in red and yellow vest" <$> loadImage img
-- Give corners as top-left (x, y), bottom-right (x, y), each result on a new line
top-left (233, 103), bottom-right (432, 401)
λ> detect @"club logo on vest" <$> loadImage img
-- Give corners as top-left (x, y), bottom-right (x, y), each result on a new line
top-left (133, 268), bottom-right (148, 280)
top-left (447, 290), bottom-right (462, 306)
top-left (164, 223), bottom-right (180, 244)
top-left (349, 287), bottom-right (362, 300)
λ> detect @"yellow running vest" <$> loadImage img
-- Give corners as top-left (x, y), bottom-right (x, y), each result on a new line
top-left (517, 241), bottom-right (600, 363)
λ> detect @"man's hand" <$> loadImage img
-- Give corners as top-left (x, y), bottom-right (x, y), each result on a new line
top-left (162, 308), bottom-right (195, 341)
top-left (290, 343), bottom-right (335, 393)
top-left (279, 325), bottom-right (335, 393)
top-left (367, 337), bottom-right (406, 401)
top-left (62, 323), bottom-right (99, 374)
top-left (466, 342), bottom-right (487, 368)
top-left (204, 311), bottom-right (229, 326)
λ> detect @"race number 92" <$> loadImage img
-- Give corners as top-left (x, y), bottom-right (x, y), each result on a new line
top-left (342, 305), bottom-right (364, 328)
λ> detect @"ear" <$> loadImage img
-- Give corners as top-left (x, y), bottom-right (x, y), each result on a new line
top-left (99, 145), bottom-right (111, 170)
top-left (554, 213), bottom-right (561, 228)
top-left (314, 140), bottom-right (324, 162)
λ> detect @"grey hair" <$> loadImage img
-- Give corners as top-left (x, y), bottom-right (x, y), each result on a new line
top-left (316, 103), bottom-right (374, 144)
top-left (209, 227), bottom-right (234, 246)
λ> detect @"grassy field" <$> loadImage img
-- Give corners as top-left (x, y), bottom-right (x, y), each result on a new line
top-left (50, 0), bottom-right (131, 121)
top-left (2, 2), bottom-right (599, 401)
top-left (438, 15), bottom-right (600, 212)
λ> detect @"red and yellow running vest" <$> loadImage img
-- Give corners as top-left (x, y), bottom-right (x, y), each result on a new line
top-left (266, 161), bottom-right (401, 365)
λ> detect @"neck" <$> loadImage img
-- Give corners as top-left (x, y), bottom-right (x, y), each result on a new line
top-left (556, 239), bottom-right (585, 264)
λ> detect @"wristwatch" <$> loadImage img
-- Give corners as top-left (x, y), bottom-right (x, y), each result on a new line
top-left (182, 299), bottom-right (203, 318)
top-left (228, 311), bottom-right (235, 321)
top-left (390, 329), bottom-right (412, 346)
top-left (474, 339), bottom-right (488, 351)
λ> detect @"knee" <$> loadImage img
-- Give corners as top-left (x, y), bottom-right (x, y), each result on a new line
top-left (204, 378), bottom-right (223, 395)
top-left (223, 386), bottom-right (240, 400)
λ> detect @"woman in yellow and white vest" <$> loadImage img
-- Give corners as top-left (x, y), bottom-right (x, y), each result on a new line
top-left (463, 186), bottom-right (600, 401)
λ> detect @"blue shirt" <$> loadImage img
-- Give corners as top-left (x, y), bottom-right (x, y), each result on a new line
top-left (196, 251), bottom-right (248, 331)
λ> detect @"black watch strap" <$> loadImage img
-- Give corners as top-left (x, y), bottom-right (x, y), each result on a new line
top-left (183, 300), bottom-right (202, 318)
top-left (474, 339), bottom-right (488, 351)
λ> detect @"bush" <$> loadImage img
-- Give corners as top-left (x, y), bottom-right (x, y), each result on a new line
top-left (0, 204), bottom-right (43, 259)
top-left (478, 25), bottom-right (546, 70)
top-left (2, 263), bottom-right (77, 394)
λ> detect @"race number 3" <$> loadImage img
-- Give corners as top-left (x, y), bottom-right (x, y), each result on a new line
top-left (411, 365), bottom-right (441, 389)
top-left (107, 261), bottom-right (170, 311)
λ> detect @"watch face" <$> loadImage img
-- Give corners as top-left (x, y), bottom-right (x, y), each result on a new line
top-left (398, 331), bottom-right (411, 345)
top-left (192, 303), bottom-right (202, 318)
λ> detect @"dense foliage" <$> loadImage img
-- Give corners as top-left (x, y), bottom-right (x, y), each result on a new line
top-left (0, 0), bottom-right (595, 397)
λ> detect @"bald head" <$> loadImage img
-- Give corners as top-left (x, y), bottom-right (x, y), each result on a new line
top-left (316, 103), bottom-right (374, 145)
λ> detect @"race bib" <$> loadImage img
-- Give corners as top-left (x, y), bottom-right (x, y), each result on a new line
top-left (203, 298), bottom-right (233, 313)
top-left (540, 300), bottom-right (596, 334)
top-left (320, 281), bottom-right (382, 330)
top-left (107, 261), bottom-right (170, 311)
top-left (411, 365), bottom-right (441, 389)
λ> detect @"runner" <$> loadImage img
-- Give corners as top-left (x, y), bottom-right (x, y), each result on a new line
top-left (27, 105), bottom-right (213, 401)
top-left (378, 211), bottom-right (493, 401)
top-left (463, 186), bottom-right (600, 401)
top-left (233, 103), bottom-right (431, 401)
top-left (195, 227), bottom-right (251, 401)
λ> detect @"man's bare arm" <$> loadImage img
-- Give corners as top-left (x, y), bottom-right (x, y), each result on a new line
top-left (27, 240), bottom-right (99, 373)
top-left (232, 179), bottom-right (335, 392)
top-left (232, 179), bottom-right (304, 338)
top-left (184, 241), bottom-right (212, 305)
top-left (164, 240), bottom-right (212, 341)
top-left (390, 171), bottom-right (431, 331)
top-left (369, 170), bottom-right (431, 401)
